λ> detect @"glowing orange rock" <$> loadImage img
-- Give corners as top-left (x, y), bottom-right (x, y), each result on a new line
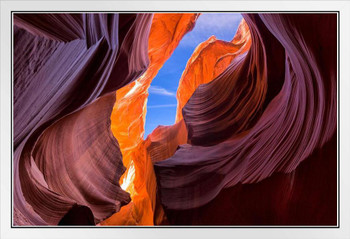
top-left (104, 16), bottom-right (250, 226)
top-left (145, 120), bottom-right (188, 163)
top-left (175, 19), bottom-right (251, 122)
top-left (103, 13), bottom-right (199, 225)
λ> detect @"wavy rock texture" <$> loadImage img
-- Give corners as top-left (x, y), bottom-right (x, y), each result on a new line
top-left (175, 19), bottom-right (251, 122)
top-left (14, 13), bottom-right (337, 226)
top-left (102, 13), bottom-right (199, 225)
top-left (154, 13), bottom-right (337, 224)
top-left (13, 13), bottom-right (153, 225)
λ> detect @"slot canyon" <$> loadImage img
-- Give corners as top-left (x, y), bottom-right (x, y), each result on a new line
top-left (13, 12), bottom-right (337, 226)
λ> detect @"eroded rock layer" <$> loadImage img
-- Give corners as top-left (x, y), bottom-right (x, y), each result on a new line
top-left (154, 13), bottom-right (337, 225)
top-left (175, 19), bottom-right (251, 122)
top-left (13, 13), bottom-right (153, 225)
top-left (13, 13), bottom-right (337, 226)
top-left (103, 13), bottom-right (199, 225)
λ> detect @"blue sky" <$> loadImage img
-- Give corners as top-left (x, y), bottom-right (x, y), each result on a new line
top-left (144, 13), bottom-right (242, 138)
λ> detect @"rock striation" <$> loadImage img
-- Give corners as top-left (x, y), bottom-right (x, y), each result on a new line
top-left (13, 13), bottom-right (153, 225)
top-left (13, 13), bottom-right (337, 226)
top-left (154, 14), bottom-right (337, 225)
top-left (103, 13), bottom-right (199, 225)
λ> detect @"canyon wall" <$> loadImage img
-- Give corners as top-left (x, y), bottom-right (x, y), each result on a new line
top-left (13, 13), bottom-right (153, 225)
top-left (13, 13), bottom-right (337, 226)
top-left (103, 13), bottom-right (199, 225)
top-left (154, 14), bottom-right (337, 224)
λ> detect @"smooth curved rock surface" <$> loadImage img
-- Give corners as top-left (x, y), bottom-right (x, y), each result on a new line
top-left (103, 13), bottom-right (199, 225)
top-left (164, 134), bottom-right (337, 225)
top-left (13, 13), bottom-right (153, 225)
top-left (154, 13), bottom-right (337, 223)
top-left (175, 19), bottom-right (251, 122)
top-left (13, 13), bottom-right (337, 226)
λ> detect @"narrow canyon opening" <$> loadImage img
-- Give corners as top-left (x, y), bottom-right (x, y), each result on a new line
top-left (107, 13), bottom-right (249, 225)
top-left (144, 13), bottom-right (243, 138)
top-left (13, 12), bottom-right (338, 227)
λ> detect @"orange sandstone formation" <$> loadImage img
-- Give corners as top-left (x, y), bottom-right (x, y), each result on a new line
top-left (105, 16), bottom-right (251, 226)
top-left (104, 119), bottom-right (189, 225)
top-left (13, 13), bottom-right (153, 225)
top-left (13, 13), bottom-right (337, 226)
top-left (175, 19), bottom-right (251, 122)
top-left (154, 14), bottom-right (337, 225)
top-left (103, 13), bottom-right (199, 225)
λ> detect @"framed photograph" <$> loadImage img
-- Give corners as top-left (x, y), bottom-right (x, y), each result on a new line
top-left (1, 1), bottom-right (350, 238)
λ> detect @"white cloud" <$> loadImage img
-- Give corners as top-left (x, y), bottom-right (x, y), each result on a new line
top-left (179, 13), bottom-right (243, 47)
top-left (148, 86), bottom-right (176, 97)
top-left (195, 13), bottom-right (243, 32)
top-left (147, 104), bottom-right (178, 109)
